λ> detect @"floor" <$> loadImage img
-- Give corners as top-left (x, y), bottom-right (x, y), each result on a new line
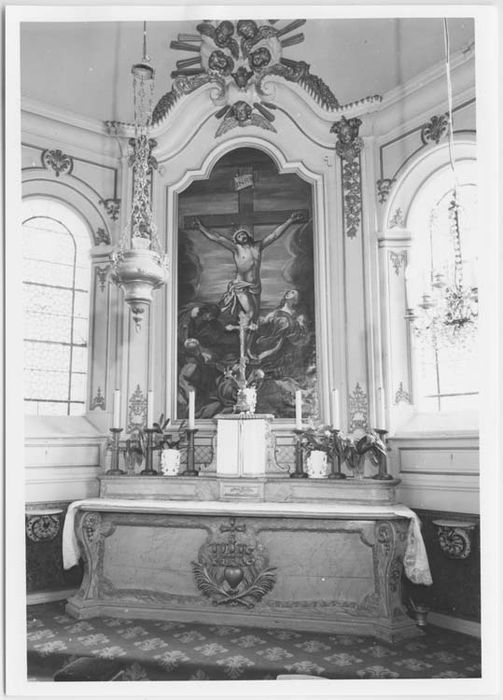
top-left (27, 601), bottom-right (481, 682)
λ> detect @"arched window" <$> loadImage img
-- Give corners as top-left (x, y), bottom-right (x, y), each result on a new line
top-left (23, 198), bottom-right (92, 415)
top-left (406, 158), bottom-right (478, 413)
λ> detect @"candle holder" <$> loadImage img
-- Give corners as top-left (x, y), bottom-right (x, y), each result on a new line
top-left (371, 429), bottom-right (393, 480)
top-left (328, 429), bottom-right (346, 479)
top-left (140, 428), bottom-right (159, 476)
top-left (180, 428), bottom-right (198, 476)
top-left (106, 428), bottom-right (125, 475)
top-left (290, 429), bottom-right (308, 479)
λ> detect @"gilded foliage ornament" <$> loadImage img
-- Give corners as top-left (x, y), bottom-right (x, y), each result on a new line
top-left (348, 382), bottom-right (369, 433)
top-left (26, 513), bottom-right (61, 542)
top-left (90, 386), bottom-right (106, 410)
top-left (41, 148), bottom-right (74, 177)
top-left (376, 178), bottom-right (396, 204)
top-left (421, 113), bottom-right (449, 145)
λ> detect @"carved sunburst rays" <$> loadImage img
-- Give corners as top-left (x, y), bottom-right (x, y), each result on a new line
top-left (170, 19), bottom-right (306, 82)
top-left (166, 20), bottom-right (310, 135)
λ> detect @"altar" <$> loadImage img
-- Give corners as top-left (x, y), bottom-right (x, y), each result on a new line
top-left (63, 495), bottom-right (431, 643)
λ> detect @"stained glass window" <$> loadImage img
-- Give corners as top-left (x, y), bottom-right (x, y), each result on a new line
top-left (407, 161), bottom-right (478, 413)
top-left (23, 198), bottom-right (92, 415)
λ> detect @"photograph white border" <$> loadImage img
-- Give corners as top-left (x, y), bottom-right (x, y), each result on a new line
top-left (4, 2), bottom-right (501, 699)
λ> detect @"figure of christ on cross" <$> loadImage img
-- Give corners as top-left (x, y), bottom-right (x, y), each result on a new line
top-left (189, 209), bottom-right (305, 333)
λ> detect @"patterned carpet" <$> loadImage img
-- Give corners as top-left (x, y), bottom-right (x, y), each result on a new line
top-left (27, 602), bottom-right (481, 682)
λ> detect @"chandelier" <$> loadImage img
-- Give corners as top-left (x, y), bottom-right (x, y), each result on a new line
top-left (405, 19), bottom-right (478, 353)
top-left (110, 22), bottom-right (168, 332)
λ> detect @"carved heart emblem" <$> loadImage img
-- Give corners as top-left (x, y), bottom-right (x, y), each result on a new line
top-left (224, 566), bottom-right (244, 589)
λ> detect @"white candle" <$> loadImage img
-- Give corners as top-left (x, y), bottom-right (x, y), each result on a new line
top-left (147, 391), bottom-right (154, 429)
top-left (295, 390), bottom-right (302, 431)
top-left (188, 390), bottom-right (195, 429)
top-left (376, 387), bottom-right (386, 431)
top-left (112, 390), bottom-right (121, 429)
top-left (331, 389), bottom-right (340, 430)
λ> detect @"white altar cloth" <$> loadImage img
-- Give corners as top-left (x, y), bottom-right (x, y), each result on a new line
top-left (62, 498), bottom-right (432, 585)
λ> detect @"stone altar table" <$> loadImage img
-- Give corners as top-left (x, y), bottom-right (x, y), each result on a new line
top-left (63, 499), bottom-right (431, 642)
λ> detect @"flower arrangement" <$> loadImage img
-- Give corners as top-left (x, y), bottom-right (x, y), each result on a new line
top-left (298, 425), bottom-right (387, 477)
top-left (126, 414), bottom-right (186, 467)
top-left (299, 424), bottom-right (338, 455)
top-left (343, 432), bottom-right (386, 475)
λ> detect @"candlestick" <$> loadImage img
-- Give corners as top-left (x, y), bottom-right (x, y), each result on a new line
top-left (295, 390), bottom-right (302, 431)
top-left (331, 389), bottom-right (340, 430)
top-left (180, 428), bottom-right (198, 476)
top-left (147, 390), bottom-right (154, 429)
top-left (188, 390), bottom-right (195, 429)
top-left (371, 429), bottom-right (393, 480)
top-left (376, 387), bottom-right (386, 431)
top-left (140, 428), bottom-right (158, 475)
top-left (290, 429), bottom-right (308, 479)
top-left (327, 429), bottom-right (346, 479)
top-left (112, 390), bottom-right (121, 429)
top-left (106, 428), bottom-right (125, 475)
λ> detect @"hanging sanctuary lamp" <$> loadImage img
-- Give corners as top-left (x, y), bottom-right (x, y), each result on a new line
top-left (110, 22), bottom-right (168, 332)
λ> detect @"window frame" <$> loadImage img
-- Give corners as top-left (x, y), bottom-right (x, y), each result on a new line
top-left (23, 205), bottom-right (93, 416)
top-left (381, 139), bottom-right (478, 436)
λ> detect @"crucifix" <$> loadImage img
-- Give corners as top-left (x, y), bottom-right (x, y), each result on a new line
top-left (186, 166), bottom-right (308, 412)
top-left (184, 166), bottom-right (309, 241)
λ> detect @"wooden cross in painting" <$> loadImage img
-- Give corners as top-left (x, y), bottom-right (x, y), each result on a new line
top-left (183, 167), bottom-right (309, 235)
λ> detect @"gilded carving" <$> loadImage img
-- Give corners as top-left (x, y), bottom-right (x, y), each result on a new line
top-left (348, 382), bottom-right (369, 433)
top-left (420, 113), bottom-right (449, 145)
top-left (376, 178), bottom-right (396, 204)
top-left (330, 116), bottom-right (363, 162)
top-left (434, 523), bottom-right (474, 560)
top-left (394, 381), bottom-right (411, 405)
top-left (389, 208), bottom-right (405, 228)
top-left (95, 266), bottom-right (110, 292)
top-left (127, 384), bottom-right (147, 433)
top-left (90, 386), bottom-right (106, 411)
top-left (389, 250), bottom-right (407, 276)
top-left (330, 117), bottom-right (363, 239)
top-left (389, 557), bottom-right (403, 593)
top-left (41, 148), bottom-right (74, 177)
top-left (192, 517), bottom-right (276, 607)
top-left (94, 227), bottom-right (111, 245)
top-left (26, 513), bottom-right (60, 542)
top-left (342, 160), bottom-right (362, 239)
top-left (100, 197), bottom-right (121, 222)
top-left (154, 20), bottom-right (339, 133)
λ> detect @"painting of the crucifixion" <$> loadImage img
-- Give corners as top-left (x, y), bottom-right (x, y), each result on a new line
top-left (177, 147), bottom-right (317, 421)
